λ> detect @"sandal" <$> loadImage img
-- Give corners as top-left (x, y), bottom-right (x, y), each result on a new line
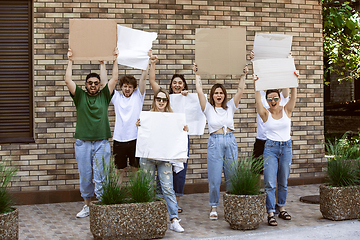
top-left (209, 206), bottom-right (218, 220)
top-left (178, 207), bottom-right (183, 213)
top-left (278, 211), bottom-right (291, 220)
top-left (267, 215), bottom-right (277, 226)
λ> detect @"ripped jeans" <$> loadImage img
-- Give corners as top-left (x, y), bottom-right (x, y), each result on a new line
top-left (140, 158), bottom-right (178, 220)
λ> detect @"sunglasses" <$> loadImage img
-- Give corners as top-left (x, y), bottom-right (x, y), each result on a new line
top-left (155, 97), bottom-right (168, 103)
top-left (266, 97), bottom-right (280, 102)
top-left (87, 81), bottom-right (100, 86)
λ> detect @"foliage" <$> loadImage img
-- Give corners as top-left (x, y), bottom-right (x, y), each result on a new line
top-left (227, 155), bottom-right (263, 195)
top-left (98, 155), bottom-right (158, 205)
top-left (323, 0), bottom-right (360, 83)
top-left (127, 169), bottom-right (158, 203)
top-left (98, 155), bottom-right (127, 205)
top-left (324, 132), bottom-right (360, 187)
top-left (0, 159), bottom-right (18, 214)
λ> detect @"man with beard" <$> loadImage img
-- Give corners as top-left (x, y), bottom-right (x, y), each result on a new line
top-left (108, 51), bottom-right (152, 185)
top-left (65, 48), bottom-right (118, 218)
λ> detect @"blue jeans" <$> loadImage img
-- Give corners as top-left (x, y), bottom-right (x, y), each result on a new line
top-left (263, 139), bottom-right (292, 213)
top-left (74, 139), bottom-right (111, 200)
top-left (207, 132), bottom-right (238, 206)
top-left (140, 158), bottom-right (179, 220)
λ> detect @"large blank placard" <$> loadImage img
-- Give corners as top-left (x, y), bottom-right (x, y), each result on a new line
top-left (170, 93), bottom-right (206, 136)
top-left (252, 33), bottom-right (293, 60)
top-left (136, 112), bottom-right (188, 162)
top-left (253, 58), bottom-right (298, 91)
top-left (117, 25), bottom-right (157, 70)
top-left (195, 28), bottom-right (247, 75)
top-left (69, 19), bottom-right (117, 61)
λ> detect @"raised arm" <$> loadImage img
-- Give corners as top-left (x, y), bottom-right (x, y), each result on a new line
top-left (99, 61), bottom-right (107, 89)
top-left (284, 87), bottom-right (297, 117)
top-left (233, 65), bottom-right (248, 108)
top-left (148, 50), bottom-right (160, 93)
top-left (138, 59), bottom-right (150, 95)
top-left (254, 74), bottom-right (268, 122)
top-left (107, 48), bottom-right (119, 95)
top-left (64, 49), bottom-right (76, 96)
top-left (193, 63), bottom-right (206, 111)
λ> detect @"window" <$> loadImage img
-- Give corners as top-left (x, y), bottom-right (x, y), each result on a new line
top-left (0, 0), bottom-right (33, 143)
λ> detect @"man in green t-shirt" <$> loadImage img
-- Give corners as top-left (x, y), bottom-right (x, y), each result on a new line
top-left (65, 48), bottom-right (118, 218)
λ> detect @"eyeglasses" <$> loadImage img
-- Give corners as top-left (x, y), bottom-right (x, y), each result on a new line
top-left (155, 97), bottom-right (168, 103)
top-left (87, 81), bottom-right (100, 86)
top-left (266, 97), bottom-right (280, 102)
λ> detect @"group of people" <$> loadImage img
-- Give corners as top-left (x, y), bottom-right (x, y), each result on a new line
top-left (64, 47), bottom-right (299, 232)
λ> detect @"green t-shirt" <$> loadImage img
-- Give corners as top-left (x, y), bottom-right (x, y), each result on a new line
top-left (70, 84), bottom-right (113, 141)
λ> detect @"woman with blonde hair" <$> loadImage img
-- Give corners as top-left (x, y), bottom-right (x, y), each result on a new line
top-left (136, 87), bottom-right (187, 233)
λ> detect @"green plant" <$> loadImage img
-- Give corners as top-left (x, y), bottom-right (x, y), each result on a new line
top-left (97, 155), bottom-right (127, 205)
top-left (323, 0), bottom-right (360, 83)
top-left (324, 133), bottom-right (360, 187)
top-left (227, 155), bottom-right (263, 195)
top-left (127, 169), bottom-right (157, 203)
top-left (0, 159), bottom-right (18, 214)
top-left (324, 132), bottom-right (360, 161)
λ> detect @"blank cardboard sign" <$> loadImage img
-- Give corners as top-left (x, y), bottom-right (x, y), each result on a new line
top-left (195, 28), bottom-right (247, 75)
top-left (253, 58), bottom-right (298, 91)
top-left (69, 19), bottom-right (117, 61)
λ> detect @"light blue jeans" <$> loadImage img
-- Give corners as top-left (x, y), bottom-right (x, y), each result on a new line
top-left (263, 139), bottom-right (292, 213)
top-left (140, 158), bottom-right (179, 220)
top-left (74, 139), bottom-right (111, 200)
top-left (207, 132), bottom-right (238, 206)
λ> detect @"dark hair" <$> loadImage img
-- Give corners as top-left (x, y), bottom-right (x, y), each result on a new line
top-left (119, 75), bottom-right (137, 89)
top-left (85, 73), bottom-right (101, 82)
top-left (169, 74), bottom-right (188, 94)
top-left (266, 89), bottom-right (280, 99)
top-left (209, 83), bottom-right (228, 110)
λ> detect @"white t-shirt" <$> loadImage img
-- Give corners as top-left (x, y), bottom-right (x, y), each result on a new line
top-left (203, 98), bottom-right (238, 134)
top-left (256, 91), bottom-right (289, 140)
top-left (111, 88), bottom-right (145, 142)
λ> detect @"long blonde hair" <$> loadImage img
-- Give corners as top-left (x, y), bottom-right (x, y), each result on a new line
top-left (151, 88), bottom-right (173, 112)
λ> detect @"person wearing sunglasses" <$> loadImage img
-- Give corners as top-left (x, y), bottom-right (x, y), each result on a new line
top-left (193, 62), bottom-right (248, 220)
top-left (106, 52), bottom-right (150, 186)
top-left (148, 50), bottom-right (190, 214)
top-left (254, 71), bottom-right (299, 227)
top-left (136, 87), bottom-right (187, 233)
top-left (253, 89), bottom-right (289, 174)
top-left (65, 48), bottom-right (119, 218)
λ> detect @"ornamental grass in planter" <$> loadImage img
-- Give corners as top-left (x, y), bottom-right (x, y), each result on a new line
top-left (89, 156), bottom-right (167, 240)
top-left (223, 156), bottom-right (266, 230)
top-left (0, 159), bottom-right (19, 240)
top-left (320, 134), bottom-right (360, 221)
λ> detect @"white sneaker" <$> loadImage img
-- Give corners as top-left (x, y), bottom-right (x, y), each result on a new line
top-left (76, 205), bottom-right (89, 218)
top-left (170, 218), bottom-right (184, 233)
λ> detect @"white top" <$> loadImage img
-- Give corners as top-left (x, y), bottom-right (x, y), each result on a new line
top-left (112, 88), bottom-right (145, 142)
top-left (256, 91), bottom-right (289, 140)
top-left (264, 107), bottom-right (291, 142)
top-left (203, 98), bottom-right (238, 134)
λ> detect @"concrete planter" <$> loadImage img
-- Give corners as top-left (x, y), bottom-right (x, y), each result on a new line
top-left (0, 208), bottom-right (19, 240)
top-left (89, 200), bottom-right (167, 240)
top-left (320, 184), bottom-right (360, 221)
top-left (223, 192), bottom-right (266, 230)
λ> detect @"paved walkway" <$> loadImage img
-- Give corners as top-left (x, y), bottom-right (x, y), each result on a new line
top-left (17, 184), bottom-right (360, 239)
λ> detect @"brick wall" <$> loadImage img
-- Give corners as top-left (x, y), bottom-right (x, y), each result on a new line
top-left (1, 0), bottom-right (325, 196)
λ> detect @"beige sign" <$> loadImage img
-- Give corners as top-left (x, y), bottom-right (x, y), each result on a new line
top-left (195, 27), bottom-right (247, 75)
top-left (69, 19), bottom-right (117, 61)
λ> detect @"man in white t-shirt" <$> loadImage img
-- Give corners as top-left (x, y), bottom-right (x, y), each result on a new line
top-left (111, 69), bottom-right (148, 184)
top-left (252, 89), bottom-right (289, 173)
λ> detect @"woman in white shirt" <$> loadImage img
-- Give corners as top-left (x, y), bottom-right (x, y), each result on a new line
top-left (193, 63), bottom-right (248, 220)
top-left (254, 72), bottom-right (298, 227)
